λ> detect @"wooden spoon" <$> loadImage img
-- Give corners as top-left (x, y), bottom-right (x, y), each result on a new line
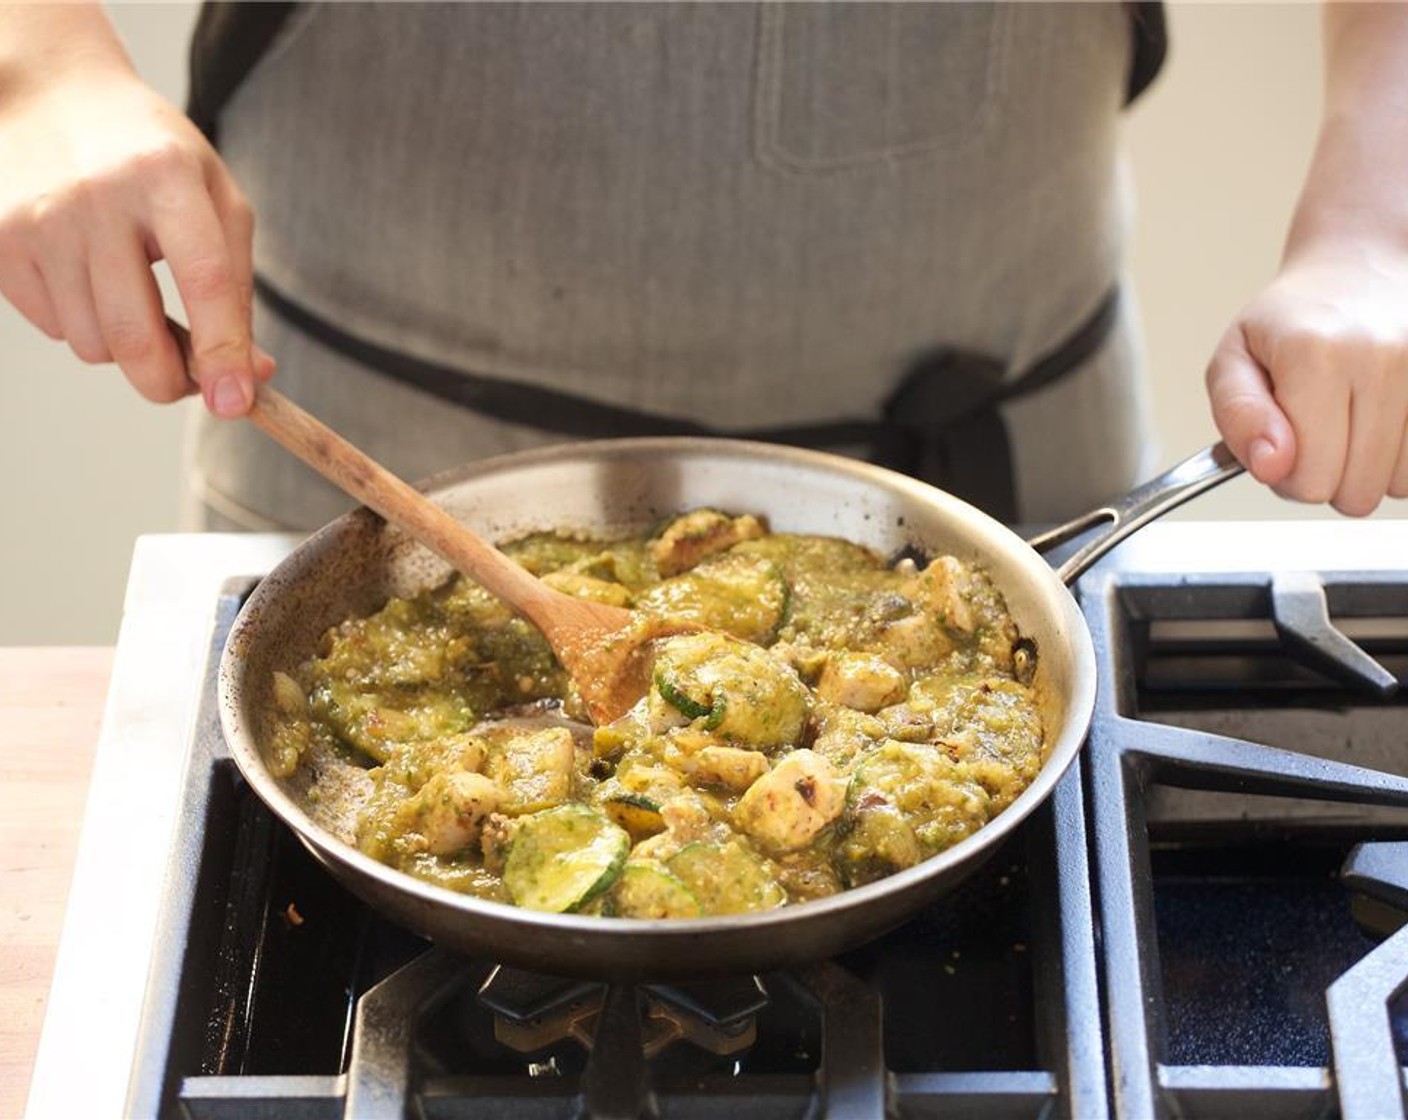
top-left (172, 324), bottom-right (666, 723)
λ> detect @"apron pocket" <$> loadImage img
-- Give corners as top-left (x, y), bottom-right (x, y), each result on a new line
top-left (754, 2), bottom-right (1010, 173)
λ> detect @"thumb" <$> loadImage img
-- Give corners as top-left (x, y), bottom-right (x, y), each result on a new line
top-left (1205, 328), bottom-right (1297, 485)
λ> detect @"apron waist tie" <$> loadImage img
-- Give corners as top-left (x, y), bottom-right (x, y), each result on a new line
top-left (252, 274), bottom-right (1120, 523)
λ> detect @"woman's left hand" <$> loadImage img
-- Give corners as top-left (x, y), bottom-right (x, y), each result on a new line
top-left (1205, 239), bottom-right (1408, 516)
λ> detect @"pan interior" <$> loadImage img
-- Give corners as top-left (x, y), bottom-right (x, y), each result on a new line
top-left (220, 439), bottom-right (1094, 953)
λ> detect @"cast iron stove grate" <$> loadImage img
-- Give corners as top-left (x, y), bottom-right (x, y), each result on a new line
top-left (126, 583), bottom-right (1105, 1119)
top-left (1084, 566), bottom-right (1408, 1120)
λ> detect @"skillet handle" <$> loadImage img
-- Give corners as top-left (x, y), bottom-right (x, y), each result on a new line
top-left (1026, 442), bottom-right (1244, 586)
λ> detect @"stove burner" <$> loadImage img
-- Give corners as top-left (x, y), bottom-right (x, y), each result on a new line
top-left (480, 966), bottom-right (767, 1058)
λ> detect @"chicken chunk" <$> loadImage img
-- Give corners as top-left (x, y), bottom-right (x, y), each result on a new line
top-left (686, 745), bottom-right (771, 791)
top-left (485, 726), bottom-right (576, 814)
top-left (445, 731), bottom-right (488, 774)
top-left (734, 750), bottom-right (848, 852)
top-left (909, 555), bottom-right (977, 634)
top-left (815, 652), bottom-right (908, 713)
top-left (877, 611), bottom-right (955, 670)
top-left (629, 790), bottom-right (723, 863)
top-left (480, 812), bottom-right (517, 876)
top-left (650, 510), bottom-right (767, 576)
top-left (397, 769), bottom-right (502, 856)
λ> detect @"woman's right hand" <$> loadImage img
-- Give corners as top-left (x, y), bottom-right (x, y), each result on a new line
top-left (0, 38), bottom-right (272, 417)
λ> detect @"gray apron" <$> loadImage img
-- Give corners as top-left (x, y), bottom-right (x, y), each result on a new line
top-left (186, 2), bottom-right (1157, 531)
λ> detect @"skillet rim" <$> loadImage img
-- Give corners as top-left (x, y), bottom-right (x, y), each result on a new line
top-left (217, 437), bottom-right (1097, 956)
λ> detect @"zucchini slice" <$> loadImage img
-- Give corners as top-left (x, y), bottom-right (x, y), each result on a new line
top-left (655, 673), bottom-right (726, 729)
top-left (837, 741), bottom-right (991, 886)
top-left (310, 680), bottom-right (475, 763)
top-left (607, 861), bottom-right (703, 919)
top-left (836, 801), bottom-right (922, 888)
top-left (602, 792), bottom-right (666, 840)
top-left (667, 840), bottom-right (787, 915)
top-left (636, 552), bottom-right (789, 644)
top-left (502, 805), bottom-right (629, 913)
top-left (650, 632), bottom-right (808, 751)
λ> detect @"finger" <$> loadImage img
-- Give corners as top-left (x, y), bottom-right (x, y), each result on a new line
top-left (1266, 338), bottom-right (1354, 505)
top-left (1205, 328), bottom-right (1296, 485)
top-left (0, 258), bottom-right (63, 339)
top-left (253, 343), bottom-right (276, 382)
top-left (1333, 352), bottom-right (1408, 516)
top-left (208, 171), bottom-right (254, 319)
top-left (148, 185), bottom-right (253, 417)
top-left (88, 221), bottom-right (190, 404)
top-left (208, 173), bottom-right (275, 384)
top-left (37, 250), bottom-right (110, 365)
top-left (1390, 425), bottom-right (1408, 499)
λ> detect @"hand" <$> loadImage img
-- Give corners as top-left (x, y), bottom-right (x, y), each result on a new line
top-left (1205, 241), bottom-right (1408, 516)
top-left (0, 61), bottom-right (273, 416)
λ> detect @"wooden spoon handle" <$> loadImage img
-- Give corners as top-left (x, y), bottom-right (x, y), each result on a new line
top-left (167, 320), bottom-right (551, 620)
top-left (254, 386), bottom-right (550, 601)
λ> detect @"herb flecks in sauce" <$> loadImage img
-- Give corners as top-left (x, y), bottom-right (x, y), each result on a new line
top-left (269, 510), bottom-right (1044, 916)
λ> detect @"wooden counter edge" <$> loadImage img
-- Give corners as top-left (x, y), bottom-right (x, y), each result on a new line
top-left (0, 647), bottom-right (113, 1120)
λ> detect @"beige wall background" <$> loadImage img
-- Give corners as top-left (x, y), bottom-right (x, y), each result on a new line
top-left (2, 3), bottom-right (1401, 645)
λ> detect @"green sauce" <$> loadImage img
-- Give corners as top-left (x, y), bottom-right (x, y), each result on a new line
top-left (270, 509), bottom-right (1044, 914)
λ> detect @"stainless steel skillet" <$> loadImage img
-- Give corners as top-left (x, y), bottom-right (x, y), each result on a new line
top-left (218, 438), bottom-right (1241, 979)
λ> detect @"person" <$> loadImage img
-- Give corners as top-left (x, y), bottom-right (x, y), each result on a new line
top-left (2, 3), bottom-right (1406, 530)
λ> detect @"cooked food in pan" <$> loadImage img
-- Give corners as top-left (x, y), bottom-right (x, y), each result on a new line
top-left (266, 509), bottom-right (1044, 917)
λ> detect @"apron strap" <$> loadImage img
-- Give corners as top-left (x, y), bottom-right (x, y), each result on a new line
top-left (252, 274), bottom-right (1120, 522)
top-left (872, 287), bottom-right (1121, 520)
top-left (187, 2), bottom-right (299, 143)
top-left (189, 4), bottom-right (1167, 136)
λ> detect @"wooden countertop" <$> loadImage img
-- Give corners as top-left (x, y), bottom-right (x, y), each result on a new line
top-left (0, 648), bottom-right (111, 1120)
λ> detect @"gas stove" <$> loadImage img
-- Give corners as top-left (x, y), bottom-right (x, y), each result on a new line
top-left (25, 523), bottom-right (1408, 1119)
